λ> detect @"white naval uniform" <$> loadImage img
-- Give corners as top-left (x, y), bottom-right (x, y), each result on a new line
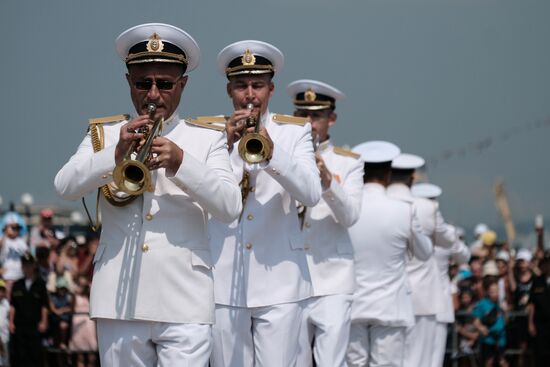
top-left (386, 184), bottom-right (456, 367)
top-left (346, 183), bottom-right (433, 367)
top-left (431, 239), bottom-right (470, 367)
top-left (209, 111), bottom-right (322, 367)
top-left (296, 140), bottom-right (364, 367)
top-left (55, 114), bottom-right (242, 366)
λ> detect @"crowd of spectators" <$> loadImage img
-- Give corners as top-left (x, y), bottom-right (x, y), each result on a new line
top-left (0, 207), bottom-right (548, 367)
top-left (451, 224), bottom-right (550, 367)
top-left (0, 209), bottom-right (97, 367)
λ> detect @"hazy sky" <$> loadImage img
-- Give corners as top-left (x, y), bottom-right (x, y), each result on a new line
top-left (1, 0), bottom-right (549, 243)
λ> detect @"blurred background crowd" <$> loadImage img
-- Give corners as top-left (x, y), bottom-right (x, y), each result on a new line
top-left (0, 202), bottom-right (548, 367)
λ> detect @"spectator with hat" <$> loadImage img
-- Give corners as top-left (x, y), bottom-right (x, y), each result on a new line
top-left (9, 253), bottom-right (48, 367)
top-left (29, 208), bottom-right (60, 254)
top-left (0, 213), bottom-right (29, 297)
top-left (54, 22), bottom-right (241, 367)
top-left (508, 248), bottom-right (534, 364)
top-left (48, 276), bottom-right (74, 350)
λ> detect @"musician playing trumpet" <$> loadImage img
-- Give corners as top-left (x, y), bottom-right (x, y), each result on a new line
top-left (54, 23), bottom-right (241, 367)
top-left (287, 80), bottom-right (364, 367)
top-left (207, 41), bottom-right (322, 367)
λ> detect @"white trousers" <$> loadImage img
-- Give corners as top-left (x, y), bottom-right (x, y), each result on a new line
top-left (347, 323), bottom-right (406, 367)
top-left (296, 294), bottom-right (352, 367)
top-left (430, 322), bottom-right (448, 367)
top-left (210, 302), bottom-right (304, 367)
top-left (403, 315), bottom-right (437, 367)
top-left (96, 318), bottom-right (211, 367)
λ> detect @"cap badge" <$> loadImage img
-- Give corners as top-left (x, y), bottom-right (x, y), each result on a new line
top-left (241, 49), bottom-right (256, 66)
top-left (146, 33), bottom-right (164, 52)
top-left (304, 88), bottom-right (317, 102)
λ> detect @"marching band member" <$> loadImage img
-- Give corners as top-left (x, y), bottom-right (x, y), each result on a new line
top-left (208, 41), bottom-right (322, 367)
top-left (286, 79), bottom-right (363, 367)
top-left (347, 141), bottom-right (433, 367)
top-left (55, 23), bottom-right (242, 366)
top-left (387, 155), bottom-right (456, 367)
top-left (412, 183), bottom-right (471, 367)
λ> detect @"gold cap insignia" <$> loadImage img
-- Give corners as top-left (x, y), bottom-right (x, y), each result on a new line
top-left (242, 49), bottom-right (256, 66)
top-left (146, 33), bottom-right (164, 52)
top-left (304, 88), bottom-right (317, 102)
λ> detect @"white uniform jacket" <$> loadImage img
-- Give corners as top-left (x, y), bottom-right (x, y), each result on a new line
top-left (348, 183), bottom-right (432, 327)
top-left (302, 141), bottom-right (363, 296)
top-left (387, 184), bottom-right (456, 317)
top-left (209, 111), bottom-right (322, 308)
top-left (55, 114), bottom-right (242, 324)
top-left (434, 238), bottom-right (470, 323)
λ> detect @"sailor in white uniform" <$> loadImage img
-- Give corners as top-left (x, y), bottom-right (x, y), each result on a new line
top-left (387, 155), bottom-right (456, 367)
top-left (346, 142), bottom-right (433, 367)
top-left (208, 41), bottom-right (322, 367)
top-left (287, 80), bottom-right (364, 367)
top-left (55, 23), bottom-right (242, 367)
top-left (412, 182), bottom-right (471, 367)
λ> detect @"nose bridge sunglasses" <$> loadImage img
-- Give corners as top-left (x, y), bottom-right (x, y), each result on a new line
top-left (134, 76), bottom-right (182, 91)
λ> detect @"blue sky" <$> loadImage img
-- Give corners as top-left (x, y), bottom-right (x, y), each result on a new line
top-left (1, 0), bottom-right (549, 244)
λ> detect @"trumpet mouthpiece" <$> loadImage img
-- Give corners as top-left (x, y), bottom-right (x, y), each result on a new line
top-left (147, 103), bottom-right (157, 114)
top-left (246, 103), bottom-right (254, 110)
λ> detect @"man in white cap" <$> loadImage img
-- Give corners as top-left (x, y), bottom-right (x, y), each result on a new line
top-left (286, 80), bottom-right (363, 367)
top-left (387, 154), bottom-right (456, 367)
top-left (55, 23), bottom-right (242, 366)
top-left (470, 223), bottom-right (489, 256)
top-left (207, 41), bottom-right (321, 367)
top-left (346, 141), bottom-right (433, 367)
top-left (412, 182), bottom-right (471, 367)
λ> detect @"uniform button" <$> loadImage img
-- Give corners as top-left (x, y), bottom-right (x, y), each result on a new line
top-left (142, 244), bottom-right (149, 252)
top-left (101, 174), bottom-right (108, 179)
top-left (245, 243), bottom-right (253, 250)
top-left (145, 214), bottom-right (153, 221)
top-left (247, 214), bottom-right (254, 221)
top-left (304, 222), bottom-right (311, 228)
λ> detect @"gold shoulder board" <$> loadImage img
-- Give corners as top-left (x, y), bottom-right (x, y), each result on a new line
top-left (88, 114), bottom-right (130, 125)
top-left (185, 117), bottom-right (226, 132)
top-left (272, 114), bottom-right (307, 126)
top-left (333, 146), bottom-right (360, 159)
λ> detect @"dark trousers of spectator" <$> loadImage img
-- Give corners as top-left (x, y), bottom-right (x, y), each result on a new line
top-left (9, 328), bottom-right (43, 367)
top-left (533, 330), bottom-right (550, 367)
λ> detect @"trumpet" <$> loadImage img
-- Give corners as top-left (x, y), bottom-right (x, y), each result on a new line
top-left (113, 103), bottom-right (163, 196)
top-left (238, 103), bottom-right (271, 164)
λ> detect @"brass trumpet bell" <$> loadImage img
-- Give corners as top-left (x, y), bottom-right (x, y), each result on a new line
top-left (112, 159), bottom-right (151, 196)
top-left (238, 133), bottom-right (271, 164)
top-left (238, 103), bottom-right (271, 164)
top-left (113, 103), bottom-right (162, 196)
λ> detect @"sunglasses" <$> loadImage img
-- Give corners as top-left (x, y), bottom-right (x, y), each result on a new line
top-left (133, 76), bottom-right (183, 91)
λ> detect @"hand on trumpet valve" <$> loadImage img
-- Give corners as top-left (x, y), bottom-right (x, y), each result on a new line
top-left (115, 115), bottom-right (152, 164)
top-left (147, 136), bottom-right (184, 176)
top-left (226, 106), bottom-right (256, 152)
